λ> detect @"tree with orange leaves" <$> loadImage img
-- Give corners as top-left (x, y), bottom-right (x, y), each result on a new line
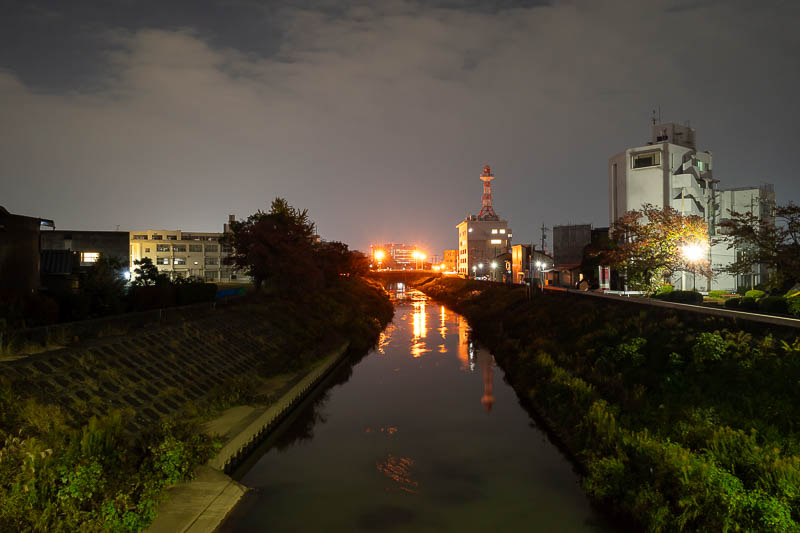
top-left (607, 204), bottom-right (712, 292)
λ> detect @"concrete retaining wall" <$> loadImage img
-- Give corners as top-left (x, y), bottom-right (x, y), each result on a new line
top-left (209, 341), bottom-right (350, 473)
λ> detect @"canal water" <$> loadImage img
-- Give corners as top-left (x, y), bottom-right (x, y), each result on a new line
top-left (219, 289), bottom-right (615, 532)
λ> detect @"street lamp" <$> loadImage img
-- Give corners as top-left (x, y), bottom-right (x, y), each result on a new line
top-left (681, 242), bottom-right (705, 290)
top-left (374, 249), bottom-right (385, 271)
top-left (490, 261), bottom-right (498, 281)
top-left (472, 265), bottom-right (477, 277)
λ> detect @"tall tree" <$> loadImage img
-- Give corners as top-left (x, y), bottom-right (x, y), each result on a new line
top-left (223, 198), bottom-right (321, 291)
top-left (608, 204), bottom-right (711, 292)
top-left (717, 202), bottom-right (800, 291)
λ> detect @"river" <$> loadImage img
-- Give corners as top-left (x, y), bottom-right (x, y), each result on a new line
top-left (219, 288), bottom-right (616, 532)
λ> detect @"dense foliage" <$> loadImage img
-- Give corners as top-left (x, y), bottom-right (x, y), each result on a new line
top-left (607, 204), bottom-right (711, 293)
top-left (417, 278), bottom-right (800, 532)
top-left (718, 202), bottom-right (800, 291)
top-left (0, 277), bottom-right (392, 532)
top-left (222, 198), bottom-right (368, 292)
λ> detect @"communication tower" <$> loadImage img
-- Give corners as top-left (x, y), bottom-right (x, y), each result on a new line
top-left (478, 164), bottom-right (498, 220)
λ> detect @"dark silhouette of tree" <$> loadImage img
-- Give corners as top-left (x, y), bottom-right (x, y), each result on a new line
top-left (608, 204), bottom-right (711, 292)
top-left (82, 256), bottom-right (127, 315)
top-left (718, 202), bottom-right (800, 291)
top-left (224, 198), bottom-right (371, 292)
top-left (132, 257), bottom-right (169, 287)
top-left (223, 198), bottom-right (321, 291)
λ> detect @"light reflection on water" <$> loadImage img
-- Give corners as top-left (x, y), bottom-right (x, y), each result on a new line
top-left (220, 288), bottom-right (618, 533)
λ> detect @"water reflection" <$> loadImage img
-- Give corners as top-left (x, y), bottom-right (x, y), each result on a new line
top-left (376, 454), bottom-right (419, 494)
top-left (456, 314), bottom-right (470, 370)
top-left (476, 349), bottom-right (495, 413)
top-left (410, 298), bottom-right (429, 358)
top-left (222, 288), bottom-right (618, 533)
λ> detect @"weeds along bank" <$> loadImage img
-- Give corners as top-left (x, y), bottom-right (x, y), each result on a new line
top-left (0, 278), bottom-right (392, 532)
top-left (416, 277), bottom-right (800, 532)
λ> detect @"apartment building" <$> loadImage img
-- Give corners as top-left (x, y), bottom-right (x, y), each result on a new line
top-left (129, 229), bottom-right (238, 282)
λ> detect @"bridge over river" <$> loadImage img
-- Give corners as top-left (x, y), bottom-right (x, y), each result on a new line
top-left (218, 287), bottom-right (617, 532)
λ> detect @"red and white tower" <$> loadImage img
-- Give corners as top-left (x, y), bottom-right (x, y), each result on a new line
top-left (478, 164), bottom-right (498, 219)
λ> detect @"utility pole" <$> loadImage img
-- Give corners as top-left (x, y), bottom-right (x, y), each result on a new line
top-left (540, 224), bottom-right (549, 255)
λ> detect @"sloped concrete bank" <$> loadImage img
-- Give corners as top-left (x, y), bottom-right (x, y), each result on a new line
top-left (0, 279), bottom-right (394, 532)
top-left (147, 342), bottom-right (352, 533)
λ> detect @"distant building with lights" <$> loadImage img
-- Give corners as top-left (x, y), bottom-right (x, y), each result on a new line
top-left (457, 165), bottom-right (513, 277)
top-left (41, 230), bottom-right (129, 270)
top-left (369, 243), bottom-right (421, 269)
top-left (129, 216), bottom-right (242, 282)
top-left (443, 249), bottom-right (458, 272)
top-left (609, 121), bottom-right (775, 291)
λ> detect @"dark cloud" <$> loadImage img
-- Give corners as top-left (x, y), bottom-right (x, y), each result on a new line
top-left (0, 0), bottom-right (798, 255)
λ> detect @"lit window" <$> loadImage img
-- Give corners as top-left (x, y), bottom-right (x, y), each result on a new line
top-left (508, 234), bottom-right (513, 238)
top-left (81, 252), bottom-right (100, 263)
top-left (132, 234), bottom-right (148, 240)
top-left (632, 151), bottom-right (661, 169)
top-left (173, 257), bottom-right (186, 265)
top-left (491, 239), bottom-right (502, 244)
top-left (158, 257), bottom-right (170, 265)
top-left (697, 161), bottom-right (704, 171)
top-left (491, 229), bottom-right (498, 234)
top-left (499, 229), bottom-right (505, 234)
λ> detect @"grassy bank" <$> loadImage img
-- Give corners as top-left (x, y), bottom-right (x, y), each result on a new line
top-left (416, 277), bottom-right (800, 532)
top-left (0, 277), bottom-right (392, 532)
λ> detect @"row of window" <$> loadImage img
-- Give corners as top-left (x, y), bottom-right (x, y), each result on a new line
top-left (132, 234), bottom-right (222, 242)
top-left (155, 257), bottom-right (220, 265)
top-left (146, 244), bottom-right (221, 253)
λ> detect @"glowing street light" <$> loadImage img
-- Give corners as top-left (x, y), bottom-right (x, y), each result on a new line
top-left (374, 249), bottom-right (385, 270)
top-left (681, 241), bottom-right (706, 290)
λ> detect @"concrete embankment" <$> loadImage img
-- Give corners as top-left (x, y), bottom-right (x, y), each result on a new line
top-left (147, 342), bottom-right (351, 533)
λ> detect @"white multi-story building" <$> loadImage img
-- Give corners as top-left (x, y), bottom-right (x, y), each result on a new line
top-left (129, 227), bottom-right (239, 282)
top-left (609, 122), bottom-right (774, 291)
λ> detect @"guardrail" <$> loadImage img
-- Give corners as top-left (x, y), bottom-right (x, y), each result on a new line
top-left (543, 286), bottom-right (800, 329)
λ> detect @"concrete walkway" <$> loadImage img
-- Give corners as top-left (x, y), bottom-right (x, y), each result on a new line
top-left (146, 466), bottom-right (246, 533)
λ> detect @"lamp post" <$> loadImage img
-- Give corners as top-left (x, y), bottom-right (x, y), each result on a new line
top-left (490, 261), bottom-right (498, 282)
top-left (472, 265), bottom-right (477, 278)
top-left (374, 249), bottom-right (385, 271)
top-left (681, 242), bottom-right (705, 291)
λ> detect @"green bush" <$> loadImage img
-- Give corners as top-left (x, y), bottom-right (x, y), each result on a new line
top-left (724, 297), bottom-right (741, 309)
top-left (654, 290), bottom-right (703, 304)
top-left (744, 289), bottom-right (766, 300)
top-left (758, 296), bottom-right (788, 314)
top-left (654, 284), bottom-right (674, 296)
top-left (708, 290), bottom-right (726, 298)
top-left (739, 296), bottom-right (758, 311)
top-left (787, 295), bottom-right (800, 317)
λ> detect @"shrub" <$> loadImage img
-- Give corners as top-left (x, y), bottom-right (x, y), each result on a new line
top-left (128, 285), bottom-right (177, 311)
top-left (654, 290), bottom-right (703, 304)
top-left (708, 290), bottom-right (726, 298)
top-left (724, 297), bottom-right (741, 309)
top-left (758, 296), bottom-right (788, 315)
top-left (654, 284), bottom-right (674, 296)
top-left (744, 289), bottom-right (766, 300)
top-left (788, 296), bottom-right (800, 317)
top-left (739, 297), bottom-right (758, 311)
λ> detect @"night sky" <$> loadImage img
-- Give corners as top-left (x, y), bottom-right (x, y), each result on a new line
top-left (2, 0), bottom-right (798, 255)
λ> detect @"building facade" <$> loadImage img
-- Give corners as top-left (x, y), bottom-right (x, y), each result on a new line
top-left (0, 206), bottom-right (54, 294)
top-left (443, 249), bottom-right (458, 272)
top-left (41, 230), bottom-right (130, 271)
top-left (129, 229), bottom-right (237, 282)
top-left (609, 122), bottom-right (774, 291)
